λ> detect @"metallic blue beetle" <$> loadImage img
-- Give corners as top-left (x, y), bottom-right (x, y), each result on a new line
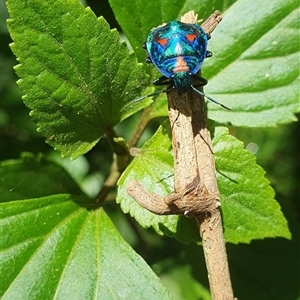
top-left (138, 20), bottom-right (229, 109)
top-left (144, 20), bottom-right (210, 94)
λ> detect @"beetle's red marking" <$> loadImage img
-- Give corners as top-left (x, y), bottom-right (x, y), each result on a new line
top-left (186, 34), bottom-right (197, 42)
top-left (173, 56), bottom-right (190, 73)
top-left (157, 38), bottom-right (168, 46)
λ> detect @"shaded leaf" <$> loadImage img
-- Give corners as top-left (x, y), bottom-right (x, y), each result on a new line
top-left (7, 0), bottom-right (150, 159)
top-left (118, 123), bottom-right (290, 243)
top-left (0, 152), bottom-right (84, 201)
top-left (181, 235), bottom-right (300, 300)
top-left (158, 263), bottom-right (211, 300)
top-left (0, 157), bottom-right (172, 300)
top-left (227, 235), bottom-right (300, 300)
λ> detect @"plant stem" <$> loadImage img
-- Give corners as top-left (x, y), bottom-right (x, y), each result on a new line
top-left (127, 10), bottom-right (236, 299)
top-left (128, 107), bottom-right (152, 148)
top-left (95, 127), bottom-right (129, 205)
top-left (180, 11), bottom-right (235, 299)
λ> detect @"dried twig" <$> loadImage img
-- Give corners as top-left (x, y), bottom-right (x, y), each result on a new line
top-left (126, 10), bottom-right (236, 300)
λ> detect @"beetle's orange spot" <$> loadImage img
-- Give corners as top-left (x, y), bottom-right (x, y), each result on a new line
top-left (157, 38), bottom-right (168, 46)
top-left (173, 57), bottom-right (190, 73)
top-left (186, 34), bottom-right (196, 42)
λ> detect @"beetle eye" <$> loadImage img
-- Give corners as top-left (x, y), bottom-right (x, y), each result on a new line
top-left (186, 34), bottom-right (197, 42)
top-left (157, 38), bottom-right (168, 46)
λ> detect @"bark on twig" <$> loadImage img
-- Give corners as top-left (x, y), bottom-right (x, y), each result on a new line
top-left (126, 10), bottom-right (236, 300)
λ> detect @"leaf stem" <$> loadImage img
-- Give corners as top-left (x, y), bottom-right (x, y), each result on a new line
top-left (95, 127), bottom-right (129, 205)
top-left (128, 107), bottom-right (153, 148)
top-left (95, 106), bottom-right (155, 205)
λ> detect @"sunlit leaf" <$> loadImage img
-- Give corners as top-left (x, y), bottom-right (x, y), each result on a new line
top-left (118, 123), bottom-right (291, 243)
top-left (109, 0), bottom-right (237, 63)
top-left (0, 155), bottom-right (172, 300)
top-left (205, 0), bottom-right (299, 126)
top-left (7, 0), bottom-right (150, 159)
top-left (213, 126), bottom-right (291, 242)
top-left (110, 0), bottom-right (299, 127)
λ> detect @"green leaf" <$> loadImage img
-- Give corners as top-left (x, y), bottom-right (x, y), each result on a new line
top-left (0, 156), bottom-right (172, 300)
top-left (205, 0), bottom-right (300, 126)
top-left (213, 126), bottom-right (291, 243)
top-left (146, 96), bottom-right (168, 120)
top-left (7, 0), bottom-right (150, 159)
top-left (118, 122), bottom-right (291, 244)
top-left (158, 263), bottom-right (211, 300)
top-left (110, 0), bottom-right (299, 127)
top-left (0, 152), bottom-right (84, 201)
top-left (109, 0), bottom-right (236, 63)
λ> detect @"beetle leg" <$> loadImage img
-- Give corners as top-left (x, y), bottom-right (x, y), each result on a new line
top-left (191, 74), bottom-right (208, 86)
top-left (206, 51), bottom-right (213, 58)
top-left (153, 76), bottom-right (173, 87)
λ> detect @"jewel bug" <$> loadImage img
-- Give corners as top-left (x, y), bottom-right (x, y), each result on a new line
top-left (136, 20), bottom-right (230, 110)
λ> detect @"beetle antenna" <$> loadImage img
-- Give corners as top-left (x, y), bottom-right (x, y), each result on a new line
top-left (191, 85), bottom-right (231, 110)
